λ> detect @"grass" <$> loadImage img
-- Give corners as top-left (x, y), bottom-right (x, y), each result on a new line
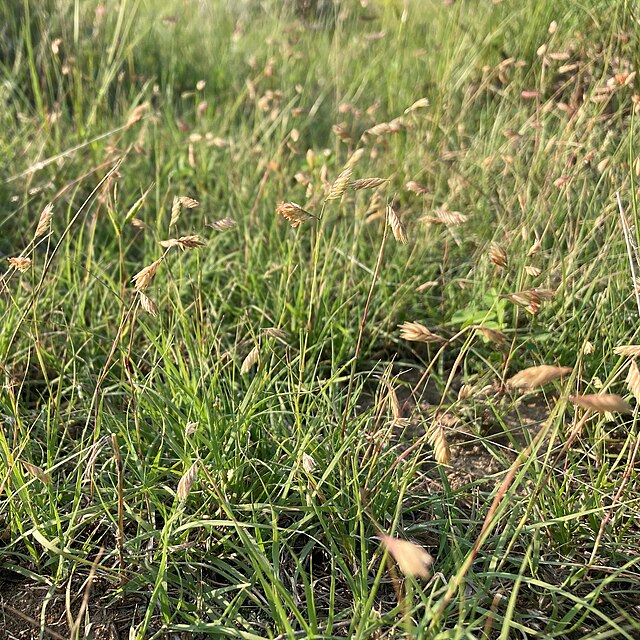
top-left (1, 0), bottom-right (640, 637)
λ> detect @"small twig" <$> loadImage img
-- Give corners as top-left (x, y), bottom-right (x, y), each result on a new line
top-left (0, 602), bottom-right (66, 640)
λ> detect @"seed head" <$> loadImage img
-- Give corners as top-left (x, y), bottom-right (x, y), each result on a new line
top-left (379, 535), bottom-right (433, 579)
top-left (387, 205), bottom-right (408, 244)
top-left (177, 461), bottom-right (198, 501)
top-left (240, 345), bottom-right (260, 374)
top-left (569, 394), bottom-right (632, 414)
top-left (488, 244), bottom-right (508, 268)
top-left (132, 258), bottom-right (162, 291)
top-left (276, 201), bottom-right (312, 228)
top-left (7, 257), bottom-right (32, 272)
top-left (326, 167), bottom-right (352, 201)
top-left (208, 217), bottom-right (236, 231)
top-left (398, 321), bottom-right (445, 344)
top-left (34, 203), bottom-right (54, 239)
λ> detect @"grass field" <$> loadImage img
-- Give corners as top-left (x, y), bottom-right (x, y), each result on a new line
top-left (1, 0), bottom-right (640, 637)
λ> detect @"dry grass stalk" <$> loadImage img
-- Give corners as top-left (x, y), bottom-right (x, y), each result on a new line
top-left (507, 365), bottom-right (572, 389)
top-left (399, 321), bottom-right (445, 344)
top-left (326, 167), bottom-right (353, 200)
top-left (475, 326), bottom-right (508, 347)
top-left (387, 205), bottom-right (408, 244)
top-left (170, 196), bottom-right (181, 228)
top-left (177, 461), bottom-right (198, 501)
top-left (614, 345), bottom-right (640, 357)
top-left (276, 201), bottom-right (312, 228)
top-left (22, 461), bottom-right (52, 484)
top-left (488, 244), bottom-right (508, 268)
top-left (405, 180), bottom-right (429, 195)
top-left (626, 360), bottom-right (640, 401)
top-left (139, 292), bottom-right (158, 317)
top-left (7, 257), bottom-right (32, 272)
top-left (208, 217), bottom-right (236, 231)
top-left (179, 196), bottom-right (199, 209)
top-left (379, 535), bottom-right (433, 579)
top-left (569, 394), bottom-right (633, 414)
top-left (240, 345), bottom-right (260, 374)
top-left (34, 203), bottom-right (54, 239)
top-left (351, 177), bottom-right (388, 190)
top-left (132, 258), bottom-right (162, 291)
top-left (427, 420), bottom-right (451, 464)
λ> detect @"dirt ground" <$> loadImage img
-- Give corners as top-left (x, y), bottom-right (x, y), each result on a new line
top-left (0, 573), bottom-right (143, 640)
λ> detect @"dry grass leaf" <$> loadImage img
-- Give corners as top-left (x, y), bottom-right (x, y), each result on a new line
top-left (615, 345), bottom-right (640, 357)
top-left (132, 258), bottom-right (162, 291)
top-left (276, 201), bottom-right (313, 228)
top-left (240, 345), bottom-right (260, 374)
top-left (507, 365), bottom-right (572, 389)
top-left (177, 461), bottom-right (198, 501)
top-left (398, 321), bottom-right (445, 344)
top-left (427, 421), bottom-right (451, 464)
top-left (22, 461), bottom-right (52, 484)
top-left (379, 535), bottom-right (433, 579)
top-left (386, 205), bottom-right (408, 244)
top-left (326, 167), bottom-right (352, 201)
top-left (301, 453), bottom-right (316, 473)
top-left (139, 292), bottom-right (158, 316)
top-left (34, 203), bottom-right (54, 239)
top-left (185, 422), bottom-right (198, 437)
top-left (626, 361), bottom-right (640, 401)
top-left (7, 257), bottom-right (32, 272)
top-left (569, 394), bottom-right (633, 414)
